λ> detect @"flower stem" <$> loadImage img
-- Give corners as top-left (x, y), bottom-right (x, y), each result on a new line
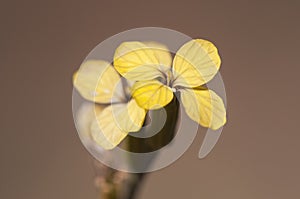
top-left (94, 97), bottom-right (180, 199)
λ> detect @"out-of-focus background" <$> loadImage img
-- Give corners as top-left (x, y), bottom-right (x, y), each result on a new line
top-left (1, 0), bottom-right (300, 198)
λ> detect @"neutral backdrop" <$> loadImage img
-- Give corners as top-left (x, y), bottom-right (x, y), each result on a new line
top-left (1, 0), bottom-right (299, 198)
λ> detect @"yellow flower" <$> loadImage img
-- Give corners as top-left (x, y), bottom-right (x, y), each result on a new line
top-left (73, 39), bottom-right (227, 150)
top-left (114, 39), bottom-right (226, 130)
top-left (73, 60), bottom-right (146, 149)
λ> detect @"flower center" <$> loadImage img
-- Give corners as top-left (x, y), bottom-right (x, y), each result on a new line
top-left (166, 70), bottom-right (173, 87)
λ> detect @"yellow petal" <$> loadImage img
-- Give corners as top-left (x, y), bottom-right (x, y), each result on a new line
top-left (91, 105), bottom-right (128, 150)
top-left (110, 99), bottom-right (146, 132)
top-left (172, 39), bottom-right (221, 88)
top-left (114, 41), bottom-right (171, 81)
top-left (91, 99), bottom-right (146, 149)
top-left (132, 80), bottom-right (174, 110)
top-left (143, 41), bottom-right (172, 72)
top-left (75, 103), bottom-right (105, 140)
top-left (180, 88), bottom-right (226, 130)
top-left (73, 60), bottom-right (125, 103)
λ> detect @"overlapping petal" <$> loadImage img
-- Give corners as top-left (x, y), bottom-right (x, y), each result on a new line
top-left (75, 103), bottom-right (105, 140)
top-left (114, 42), bottom-right (172, 81)
top-left (172, 39), bottom-right (221, 88)
top-left (73, 60), bottom-right (125, 103)
top-left (90, 99), bottom-right (146, 149)
top-left (109, 99), bottom-right (146, 132)
top-left (131, 80), bottom-right (174, 110)
top-left (91, 110), bottom-right (128, 150)
top-left (180, 88), bottom-right (226, 130)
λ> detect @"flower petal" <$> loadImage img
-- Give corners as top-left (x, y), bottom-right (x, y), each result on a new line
top-left (110, 99), bottom-right (146, 132)
top-left (132, 80), bottom-right (174, 110)
top-left (172, 39), bottom-right (221, 88)
top-left (91, 99), bottom-right (146, 149)
top-left (143, 41), bottom-right (172, 72)
top-left (180, 88), bottom-right (226, 130)
top-left (75, 103), bottom-right (105, 140)
top-left (91, 105), bottom-right (128, 150)
top-left (73, 60), bottom-right (125, 103)
top-left (114, 41), bottom-right (171, 81)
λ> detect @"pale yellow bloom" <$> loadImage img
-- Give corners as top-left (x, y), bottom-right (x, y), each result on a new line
top-left (114, 39), bottom-right (226, 130)
top-left (73, 39), bottom-right (227, 150)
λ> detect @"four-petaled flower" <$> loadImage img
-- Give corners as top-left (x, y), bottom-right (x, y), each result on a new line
top-left (73, 39), bottom-right (226, 150)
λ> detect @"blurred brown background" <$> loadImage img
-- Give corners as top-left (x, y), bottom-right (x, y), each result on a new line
top-left (1, 0), bottom-right (299, 198)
